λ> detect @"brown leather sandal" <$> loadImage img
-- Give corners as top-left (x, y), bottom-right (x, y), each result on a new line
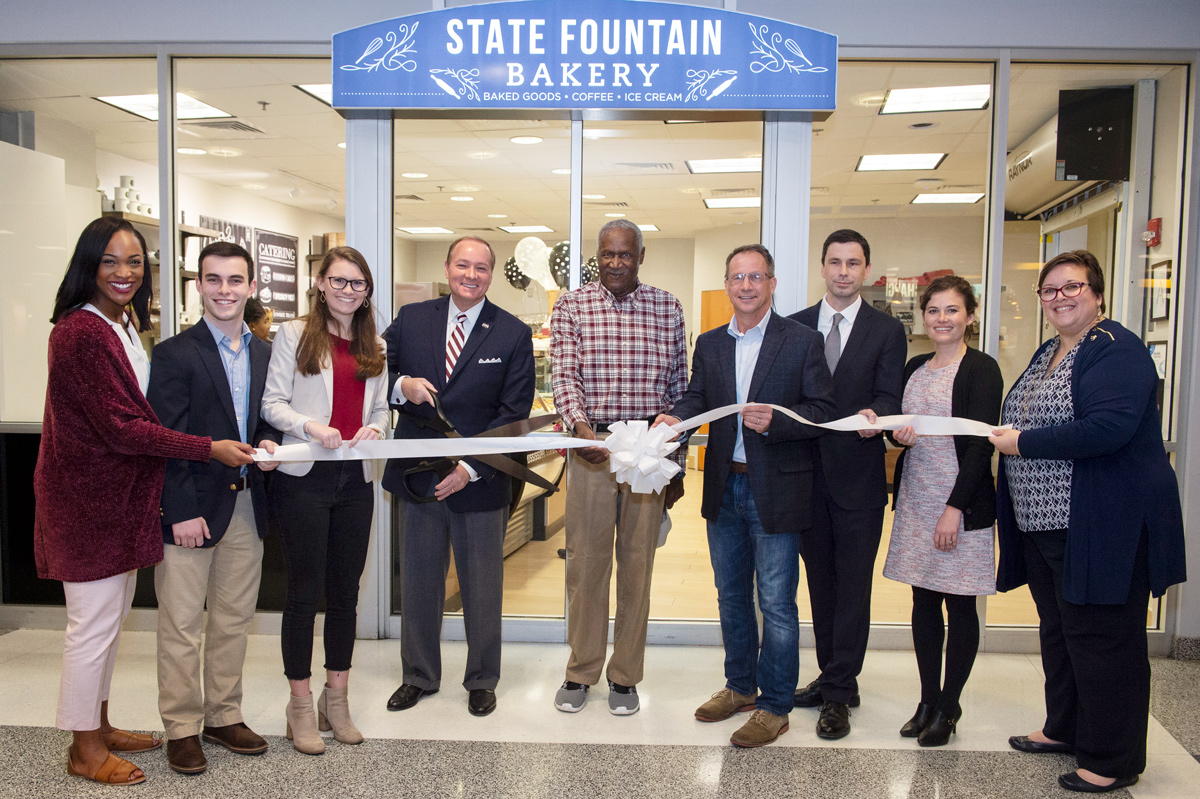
top-left (67, 746), bottom-right (147, 786)
top-left (101, 728), bottom-right (163, 753)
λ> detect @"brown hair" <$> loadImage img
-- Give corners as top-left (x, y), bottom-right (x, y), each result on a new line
top-left (198, 240), bottom-right (254, 280)
top-left (920, 275), bottom-right (978, 342)
top-left (445, 236), bottom-right (496, 268)
top-left (724, 243), bottom-right (775, 277)
top-left (296, 246), bottom-right (385, 380)
top-left (821, 228), bottom-right (870, 265)
top-left (1038, 250), bottom-right (1106, 314)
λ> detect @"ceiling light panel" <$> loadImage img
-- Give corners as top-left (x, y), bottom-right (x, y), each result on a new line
top-left (856, 153), bottom-right (947, 171)
top-left (911, 193), bottom-right (984, 204)
top-left (96, 93), bottom-right (231, 122)
top-left (397, 227), bottom-right (454, 234)
top-left (499, 225), bottom-right (555, 233)
top-left (686, 157), bottom-right (762, 174)
top-left (295, 84), bottom-right (333, 105)
top-left (704, 197), bottom-right (761, 209)
top-left (880, 84), bottom-right (991, 114)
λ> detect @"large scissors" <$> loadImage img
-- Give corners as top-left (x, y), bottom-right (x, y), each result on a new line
top-left (400, 392), bottom-right (562, 504)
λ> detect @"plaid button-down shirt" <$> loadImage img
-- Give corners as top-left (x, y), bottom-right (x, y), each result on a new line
top-left (551, 280), bottom-right (688, 466)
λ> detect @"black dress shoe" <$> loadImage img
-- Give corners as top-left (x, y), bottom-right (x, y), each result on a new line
top-left (900, 702), bottom-right (935, 738)
top-left (468, 688), bottom-right (497, 717)
top-left (167, 735), bottom-right (207, 775)
top-left (386, 683), bottom-right (438, 711)
top-left (1008, 734), bottom-right (1074, 754)
top-left (917, 708), bottom-right (960, 747)
top-left (816, 701), bottom-right (851, 739)
top-left (793, 678), bottom-right (860, 709)
top-left (1057, 772), bottom-right (1139, 793)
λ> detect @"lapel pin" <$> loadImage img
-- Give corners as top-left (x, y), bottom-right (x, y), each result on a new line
top-left (481, 322), bottom-right (490, 329)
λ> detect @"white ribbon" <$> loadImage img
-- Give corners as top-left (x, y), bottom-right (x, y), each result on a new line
top-left (251, 406), bottom-right (1005, 495)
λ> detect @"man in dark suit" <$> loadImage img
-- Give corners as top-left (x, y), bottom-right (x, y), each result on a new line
top-left (381, 236), bottom-right (534, 717)
top-left (148, 241), bottom-right (281, 774)
top-left (658, 244), bottom-right (834, 747)
top-left (788, 229), bottom-right (906, 739)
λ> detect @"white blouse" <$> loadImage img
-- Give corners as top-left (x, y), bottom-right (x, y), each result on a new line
top-left (83, 303), bottom-right (150, 397)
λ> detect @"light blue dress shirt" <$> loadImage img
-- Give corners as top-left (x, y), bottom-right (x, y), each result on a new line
top-left (727, 311), bottom-right (771, 464)
top-left (203, 317), bottom-right (253, 474)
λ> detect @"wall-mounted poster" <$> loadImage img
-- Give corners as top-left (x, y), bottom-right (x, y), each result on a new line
top-left (1150, 260), bottom-right (1172, 321)
top-left (254, 229), bottom-right (299, 322)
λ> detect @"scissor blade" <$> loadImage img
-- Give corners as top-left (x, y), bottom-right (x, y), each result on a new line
top-left (474, 412), bottom-right (561, 438)
top-left (473, 453), bottom-right (560, 493)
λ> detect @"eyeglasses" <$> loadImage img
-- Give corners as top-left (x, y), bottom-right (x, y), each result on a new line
top-left (1035, 281), bottom-right (1088, 302)
top-left (327, 276), bottom-right (368, 292)
top-left (726, 272), bottom-right (773, 285)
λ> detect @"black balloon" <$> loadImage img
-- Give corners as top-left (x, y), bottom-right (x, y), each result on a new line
top-left (503, 256), bottom-right (530, 290)
top-left (582, 255), bottom-right (599, 284)
top-left (549, 241), bottom-right (571, 289)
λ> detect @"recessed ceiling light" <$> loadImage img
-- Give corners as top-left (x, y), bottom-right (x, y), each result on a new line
top-left (704, 197), bottom-right (761, 209)
top-left (664, 120), bottom-right (702, 124)
top-left (337, 142), bottom-right (346, 149)
top-left (400, 172), bottom-right (429, 179)
top-left (468, 151), bottom-right (497, 160)
top-left (510, 136), bottom-right (543, 145)
top-left (881, 84), bottom-right (991, 114)
top-left (397, 226), bottom-right (454, 234)
top-left (551, 168), bottom-right (571, 175)
top-left (487, 213), bottom-right (508, 218)
top-left (455, 185), bottom-right (479, 192)
top-left (911, 193), bottom-right (984, 204)
top-left (857, 153), bottom-right (946, 171)
top-left (637, 224), bottom-right (660, 232)
top-left (582, 194), bottom-right (606, 200)
top-left (242, 183), bottom-right (267, 191)
top-left (686, 157), bottom-right (762, 174)
top-left (499, 225), bottom-right (555, 233)
top-left (95, 93), bottom-right (231, 122)
top-left (450, 196), bottom-right (474, 202)
top-left (206, 147), bottom-right (242, 158)
top-left (176, 147), bottom-right (207, 156)
top-left (604, 213), bottom-right (626, 218)
top-left (295, 84), bottom-right (333, 105)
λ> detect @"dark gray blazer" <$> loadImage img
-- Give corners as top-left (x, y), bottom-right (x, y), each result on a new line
top-left (670, 312), bottom-right (836, 535)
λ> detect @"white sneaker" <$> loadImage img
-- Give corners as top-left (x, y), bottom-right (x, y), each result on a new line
top-left (554, 681), bottom-right (589, 712)
top-left (608, 681), bottom-right (640, 715)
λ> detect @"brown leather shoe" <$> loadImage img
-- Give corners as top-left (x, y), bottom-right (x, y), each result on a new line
top-left (695, 688), bottom-right (758, 722)
top-left (730, 709), bottom-right (790, 747)
top-left (202, 722), bottom-right (268, 755)
top-left (167, 735), bottom-right (207, 774)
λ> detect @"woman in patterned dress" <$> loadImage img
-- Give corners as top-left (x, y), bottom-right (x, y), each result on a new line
top-left (991, 251), bottom-right (1185, 794)
top-left (883, 275), bottom-right (1002, 747)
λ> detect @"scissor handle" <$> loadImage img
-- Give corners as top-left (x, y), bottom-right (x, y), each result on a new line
top-left (401, 458), bottom-right (457, 503)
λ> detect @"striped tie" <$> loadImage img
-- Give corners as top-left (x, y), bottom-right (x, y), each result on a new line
top-left (445, 312), bottom-right (468, 380)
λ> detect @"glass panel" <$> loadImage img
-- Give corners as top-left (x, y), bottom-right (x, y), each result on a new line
top-left (389, 119), bottom-right (572, 618)
top-left (582, 118), bottom-right (764, 622)
top-left (996, 62), bottom-right (1188, 630)
top-left (173, 57), bottom-right (344, 612)
top-left (808, 61), bottom-right (995, 624)
top-left (0, 57), bottom-right (159, 605)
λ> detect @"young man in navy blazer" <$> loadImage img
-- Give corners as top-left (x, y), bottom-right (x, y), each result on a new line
top-left (788, 229), bottom-right (906, 739)
top-left (658, 244), bottom-right (835, 747)
top-left (148, 241), bottom-right (281, 774)
top-left (381, 236), bottom-right (535, 717)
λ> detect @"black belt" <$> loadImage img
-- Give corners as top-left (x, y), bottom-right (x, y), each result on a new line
top-left (591, 416), bottom-right (658, 434)
top-left (228, 476), bottom-right (248, 492)
top-left (729, 462), bottom-right (749, 474)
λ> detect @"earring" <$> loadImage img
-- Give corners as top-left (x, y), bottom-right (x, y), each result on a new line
top-left (318, 291), bottom-right (327, 304)
top-left (363, 297), bottom-right (370, 309)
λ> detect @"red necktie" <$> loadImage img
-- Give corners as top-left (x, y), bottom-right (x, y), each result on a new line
top-left (445, 312), bottom-right (467, 380)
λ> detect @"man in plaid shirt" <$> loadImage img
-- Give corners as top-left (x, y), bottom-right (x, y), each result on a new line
top-left (550, 219), bottom-right (688, 716)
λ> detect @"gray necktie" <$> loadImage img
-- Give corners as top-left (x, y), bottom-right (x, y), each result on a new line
top-left (825, 312), bottom-right (844, 374)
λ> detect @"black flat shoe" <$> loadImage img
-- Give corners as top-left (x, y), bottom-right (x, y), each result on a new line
top-left (793, 678), bottom-right (860, 709)
top-left (468, 688), bottom-right (497, 717)
top-left (1008, 734), bottom-right (1074, 754)
top-left (816, 701), bottom-right (851, 739)
top-left (386, 683), bottom-right (438, 711)
top-left (1057, 772), bottom-right (1139, 793)
top-left (917, 708), bottom-right (960, 747)
top-left (900, 703), bottom-right (935, 738)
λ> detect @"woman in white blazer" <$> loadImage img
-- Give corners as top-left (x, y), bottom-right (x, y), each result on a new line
top-left (261, 246), bottom-right (389, 755)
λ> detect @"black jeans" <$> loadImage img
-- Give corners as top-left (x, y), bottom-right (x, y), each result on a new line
top-left (1023, 526), bottom-right (1151, 778)
top-left (271, 461), bottom-right (374, 680)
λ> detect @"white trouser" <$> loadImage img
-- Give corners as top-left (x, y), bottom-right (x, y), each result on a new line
top-left (57, 571), bottom-right (137, 731)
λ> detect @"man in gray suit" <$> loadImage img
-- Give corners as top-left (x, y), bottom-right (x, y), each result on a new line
top-left (657, 244), bottom-right (835, 747)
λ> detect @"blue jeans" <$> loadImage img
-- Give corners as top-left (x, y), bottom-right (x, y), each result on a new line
top-left (707, 473), bottom-right (800, 716)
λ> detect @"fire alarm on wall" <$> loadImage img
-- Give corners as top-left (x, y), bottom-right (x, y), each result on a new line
top-left (1142, 218), bottom-right (1162, 247)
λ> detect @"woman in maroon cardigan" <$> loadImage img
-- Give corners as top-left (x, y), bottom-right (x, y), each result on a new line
top-left (35, 216), bottom-right (253, 786)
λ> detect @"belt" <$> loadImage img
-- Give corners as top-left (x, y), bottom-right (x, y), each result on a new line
top-left (228, 476), bottom-right (248, 492)
top-left (591, 416), bottom-right (658, 434)
top-left (729, 462), bottom-right (749, 474)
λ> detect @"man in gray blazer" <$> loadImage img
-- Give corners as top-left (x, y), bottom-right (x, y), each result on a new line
top-left (657, 244), bottom-right (835, 747)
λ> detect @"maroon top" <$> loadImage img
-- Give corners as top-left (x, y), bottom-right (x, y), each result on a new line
top-left (34, 309), bottom-right (213, 583)
top-left (328, 335), bottom-right (366, 439)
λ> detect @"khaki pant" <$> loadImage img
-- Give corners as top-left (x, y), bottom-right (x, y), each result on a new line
top-left (155, 491), bottom-right (263, 739)
top-left (564, 451), bottom-right (666, 687)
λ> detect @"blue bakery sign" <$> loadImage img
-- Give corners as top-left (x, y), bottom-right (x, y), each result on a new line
top-left (333, 0), bottom-right (836, 112)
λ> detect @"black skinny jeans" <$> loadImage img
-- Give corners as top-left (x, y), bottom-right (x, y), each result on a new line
top-left (270, 461), bottom-right (374, 680)
top-left (911, 586), bottom-right (980, 714)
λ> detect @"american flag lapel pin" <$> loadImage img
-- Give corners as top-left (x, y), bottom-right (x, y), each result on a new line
top-left (482, 322), bottom-right (490, 328)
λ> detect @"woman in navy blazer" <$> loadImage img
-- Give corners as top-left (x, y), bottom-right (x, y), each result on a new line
top-left (991, 250), bottom-right (1185, 794)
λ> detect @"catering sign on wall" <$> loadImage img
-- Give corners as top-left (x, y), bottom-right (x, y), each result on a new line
top-left (332, 0), bottom-right (836, 112)
top-left (253, 229), bottom-right (299, 322)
